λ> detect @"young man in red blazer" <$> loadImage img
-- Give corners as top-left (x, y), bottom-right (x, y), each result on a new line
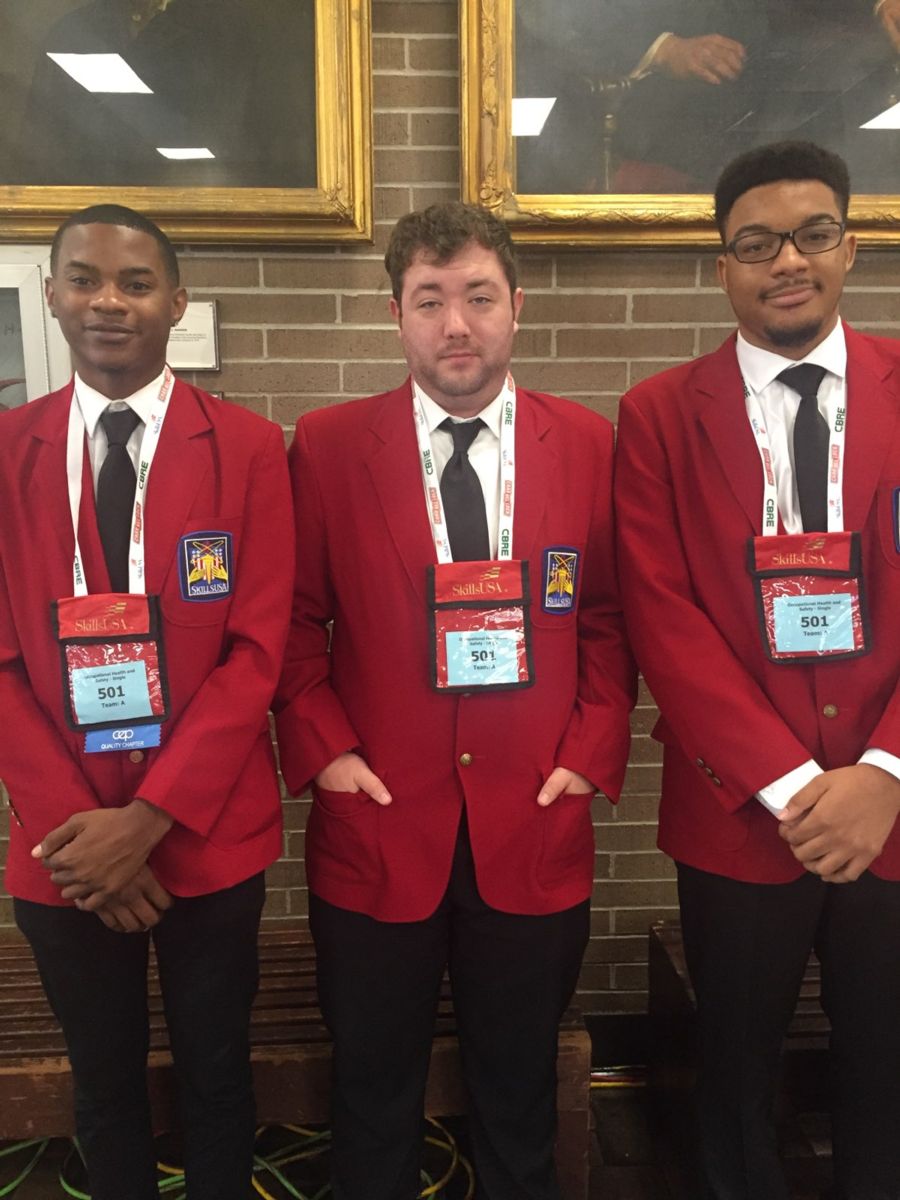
top-left (616, 142), bottom-right (900, 1199)
top-left (0, 206), bottom-right (293, 1200)
top-left (275, 203), bottom-right (635, 1200)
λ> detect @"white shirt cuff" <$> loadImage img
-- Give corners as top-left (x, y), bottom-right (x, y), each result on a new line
top-left (859, 747), bottom-right (900, 783)
top-left (631, 32), bottom-right (674, 80)
top-left (756, 759), bottom-right (823, 815)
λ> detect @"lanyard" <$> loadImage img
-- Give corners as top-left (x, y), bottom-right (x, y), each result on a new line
top-left (66, 367), bottom-right (175, 596)
top-left (744, 376), bottom-right (846, 536)
top-left (412, 373), bottom-right (517, 564)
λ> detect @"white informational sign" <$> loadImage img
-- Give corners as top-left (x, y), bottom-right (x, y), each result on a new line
top-left (166, 301), bottom-right (220, 370)
top-left (0, 248), bottom-right (72, 406)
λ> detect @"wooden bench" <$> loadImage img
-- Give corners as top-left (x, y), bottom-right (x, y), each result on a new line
top-left (0, 927), bottom-right (592, 1199)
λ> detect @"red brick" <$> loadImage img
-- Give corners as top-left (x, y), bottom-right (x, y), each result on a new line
top-left (264, 257), bottom-right (385, 291)
top-left (524, 294), bottom-right (627, 325)
top-left (408, 38), bottom-right (459, 72)
top-left (376, 112), bottom-right (410, 148)
top-left (211, 362), bottom-right (340, 394)
top-left (373, 34), bottom-right (405, 71)
top-left (632, 292), bottom-right (733, 324)
top-left (376, 148), bottom-right (459, 184)
top-left (267, 328), bottom-right (402, 359)
top-left (557, 327), bottom-right (694, 359)
top-left (343, 361), bottom-right (410, 395)
top-left (410, 112), bottom-right (460, 148)
top-left (217, 328), bottom-right (264, 359)
top-left (180, 256), bottom-right (260, 288)
top-left (376, 74), bottom-right (459, 110)
top-left (342, 293), bottom-right (396, 324)
top-left (557, 253), bottom-right (699, 290)
top-left (373, 3), bottom-right (457, 35)
top-left (218, 293), bottom-right (338, 325)
top-left (515, 362), bottom-right (628, 393)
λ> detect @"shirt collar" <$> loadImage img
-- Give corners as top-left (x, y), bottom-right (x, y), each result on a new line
top-left (414, 380), bottom-right (504, 439)
top-left (74, 369), bottom-right (167, 437)
top-left (736, 322), bottom-right (847, 395)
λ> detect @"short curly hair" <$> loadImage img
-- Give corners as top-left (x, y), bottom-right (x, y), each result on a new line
top-left (714, 141), bottom-right (850, 240)
top-left (51, 204), bottom-right (180, 285)
top-left (385, 202), bottom-right (517, 303)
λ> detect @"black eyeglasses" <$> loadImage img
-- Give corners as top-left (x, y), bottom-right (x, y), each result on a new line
top-left (726, 221), bottom-right (846, 264)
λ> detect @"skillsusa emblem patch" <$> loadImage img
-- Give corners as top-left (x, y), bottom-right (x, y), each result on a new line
top-left (542, 548), bottom-right (578, 613)
top-left (178, 532), bottom-right (233, 601)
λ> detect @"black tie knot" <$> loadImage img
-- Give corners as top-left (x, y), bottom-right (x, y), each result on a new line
top-left (439, 416), bottom-right (484, 454)
top-left (776, 364), bottom-right (828, 401)
top-left (100, 406), bottom-right (141, 447)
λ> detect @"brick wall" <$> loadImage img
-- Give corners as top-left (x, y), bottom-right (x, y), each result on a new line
top-left (2, 0), bottom-right (899, 1014)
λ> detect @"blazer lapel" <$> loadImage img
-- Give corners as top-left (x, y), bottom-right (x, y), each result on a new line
top-left (365, 382), bottom-right (437, 602)
top-left (142, 381), bottom-right (212, 594)
top-left (512, 389), bottom-right (552, 563)
top-left (695, 337), bottom-right (769, 534)
top-left (364, 383), bottom-right (558, 594)
top-left (842, 326), bottom-right (899, 531)
top-left (23, 383), bottom-right (112, 594)
top-left (76, 453), bottom-right (112, 592)
top-left (25, 391), bottom-right (78, 587)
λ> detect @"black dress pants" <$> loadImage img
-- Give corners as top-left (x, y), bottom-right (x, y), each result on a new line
top-left (15, 871), bottom-right (265, 1200)
top-left (309, 818), bottom-right (590, 1200)
top-left (677, 863), bottom-right (900, 1200)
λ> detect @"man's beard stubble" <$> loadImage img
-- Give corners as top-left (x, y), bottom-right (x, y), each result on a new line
top-left (763, 319), bottom-right (823, 349)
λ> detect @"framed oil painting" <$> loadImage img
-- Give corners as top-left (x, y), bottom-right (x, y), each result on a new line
top-left (461, 0), bottom-right (900, 247)
top-left (0, 0), bottom-right (372, 243)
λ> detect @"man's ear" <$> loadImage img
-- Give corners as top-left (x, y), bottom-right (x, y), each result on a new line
top-left (512, 287), bottom-right (524, 333)
top-left (170, 286), bottom-right (188, 326)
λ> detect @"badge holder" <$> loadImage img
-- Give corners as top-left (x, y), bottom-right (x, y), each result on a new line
top-left (748, 531), bottom-right (870, 663)
top-left (52, 592), bottom-right (170, 749)
top-left (428, 560), bottom-right (535, 692)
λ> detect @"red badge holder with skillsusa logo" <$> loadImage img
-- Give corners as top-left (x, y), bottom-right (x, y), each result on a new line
top-left (52, 593), bottom-right (170, 731)
top-left (428, 560), bottom-right (535, 692)
top-left (748, 531), bottom-right (870, 663)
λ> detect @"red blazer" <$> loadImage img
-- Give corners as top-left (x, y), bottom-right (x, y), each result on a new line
top-left (275, 382), bottom-right (636, 921)
top-left (0, 380), bottom-right (293, 904)
top-left (615, 326), bottom-right (900, 883)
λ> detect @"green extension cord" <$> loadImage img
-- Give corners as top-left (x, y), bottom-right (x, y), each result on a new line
top-left (49, 1118), bottom-right (474, 1199)
top-left (0, 1138), bottom-right (50, 1196)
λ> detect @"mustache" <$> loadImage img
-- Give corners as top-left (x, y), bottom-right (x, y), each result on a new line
top-left (760, 279), bottom-right (822, 300)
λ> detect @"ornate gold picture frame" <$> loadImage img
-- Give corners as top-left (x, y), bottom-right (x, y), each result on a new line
top-left (0, 0), bottom-right (372, 244)
top-left (461, 0), bottom-right (900, 248)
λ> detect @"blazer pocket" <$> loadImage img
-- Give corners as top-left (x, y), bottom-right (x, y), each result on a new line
top-left (530, 603), bottom-right (577, 632)
top-left (537, 791), bottom-right (594, 885)
top-left (162, 517), bottom-right (242, 626)
top-left (876, 484), bottom-right (900, 569)
top-left (309, 786), bottom-right (382, 886)
top-left (313, 786), bottom-right (374, 818)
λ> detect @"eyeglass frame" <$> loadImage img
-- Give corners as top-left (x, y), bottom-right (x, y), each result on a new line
top-left (724, 221), bottom-right (847, 265)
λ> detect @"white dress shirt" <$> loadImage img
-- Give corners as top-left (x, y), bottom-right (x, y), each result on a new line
top-left (73, 369), bottom-right (165, 493)
top-left (414, 381), bottom-right (504, 559)
top-left (736, 326), bottom-right (900, 811)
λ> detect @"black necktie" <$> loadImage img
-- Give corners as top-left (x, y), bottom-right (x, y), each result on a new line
top-left (97, 406), bottom-right (141, 592)
top-left (439, 417), bottom-right (491, 562)
top-left (778, 364), bottom-right (829, 533)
